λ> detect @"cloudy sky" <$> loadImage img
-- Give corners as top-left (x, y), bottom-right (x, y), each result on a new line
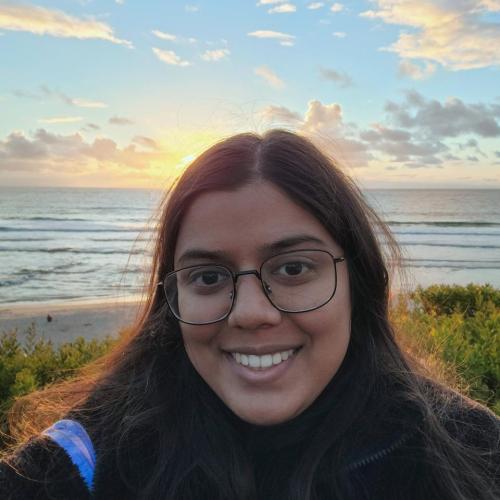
top-left (1, 0), bottom-right (499, 188)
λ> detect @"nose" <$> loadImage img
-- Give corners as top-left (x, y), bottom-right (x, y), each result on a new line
top-left (227, 274), bottom-right (282, 330)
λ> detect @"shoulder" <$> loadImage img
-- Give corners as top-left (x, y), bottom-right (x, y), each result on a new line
top-left (425, 383), bottom-right (500, 452)
top-left (0, 435), bottom-right (90, 500)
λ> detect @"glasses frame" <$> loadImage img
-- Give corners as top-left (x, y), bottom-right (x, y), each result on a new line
top-left (158, 249), bottom-right (345, 325)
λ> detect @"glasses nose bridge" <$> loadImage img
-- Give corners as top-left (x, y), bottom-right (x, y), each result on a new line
top-left (233, 268), bottom-right (262, 284)
top-left (231, 268), bottom-right (273, 305)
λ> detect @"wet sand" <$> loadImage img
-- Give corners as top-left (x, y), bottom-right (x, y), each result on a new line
top-left (0, 298), bottom-right (141, 345)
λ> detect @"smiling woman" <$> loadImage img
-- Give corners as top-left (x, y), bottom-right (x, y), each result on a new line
top-left (173, 182), bottom-right (351, 426)
top-left (0, 130), bottom-right (499, 499)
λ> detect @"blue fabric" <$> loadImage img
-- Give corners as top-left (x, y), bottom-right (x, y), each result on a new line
top-left (42, 419), bottom-right (96, 492)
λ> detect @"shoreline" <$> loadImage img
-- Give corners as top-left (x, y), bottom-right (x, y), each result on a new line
top-left (0, 296), bottom-right (142, 345)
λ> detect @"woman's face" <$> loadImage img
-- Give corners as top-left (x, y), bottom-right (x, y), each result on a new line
top-left (174, 181), bottom-right (351, 425)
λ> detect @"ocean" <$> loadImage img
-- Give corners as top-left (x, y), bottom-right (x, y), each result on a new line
top-left (0, 187), bottom-right (499, 304)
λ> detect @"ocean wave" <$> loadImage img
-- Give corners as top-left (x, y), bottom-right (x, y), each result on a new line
top-left (404, 262), bottom-right (500, 270)
top-left (14, 262), bottom-right (76, 275)
top-left (387, 221), bottom-right (500, 227)
top-left (0, 263), bottom-right (77, 287)
top-left (0, 227), bottom-right (152, 233)
top-left (90, 237), bottom-right (152, 242)
top-left (1, 216), bottom-right (89, 222)
top-left (403, 258), bottom-right (500, 269)
top-left (392, 230), bottom-right (500, 237)
top-left (0, 276), bottom-right (31, 287)
top-left (401, 242), bottom-right (499, 249)
top-left (0, 237), bottom-right (51, 242)
top-left (0, 247), bottom-right (148, 255)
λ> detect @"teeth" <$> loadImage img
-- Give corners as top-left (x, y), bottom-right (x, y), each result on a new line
top-left (230, 349), bottom-right (296, 369)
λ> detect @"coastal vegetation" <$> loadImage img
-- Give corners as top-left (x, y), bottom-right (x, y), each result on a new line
top-left (0, 284), bottom-right (498, 450)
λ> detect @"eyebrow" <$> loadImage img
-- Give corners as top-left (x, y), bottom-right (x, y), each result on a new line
top-left (263, 234), bottom-right (326, 253)
top-left (176, 234), bottom-right (327, 267)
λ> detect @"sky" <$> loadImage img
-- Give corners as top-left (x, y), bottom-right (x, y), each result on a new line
top-left (0, 0), bottom-right (499, 189)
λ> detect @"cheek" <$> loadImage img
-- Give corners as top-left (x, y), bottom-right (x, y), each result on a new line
top-left (180, 324), bottom-right (219, 370)
top-left (296, 292), bottom-right (351, 369)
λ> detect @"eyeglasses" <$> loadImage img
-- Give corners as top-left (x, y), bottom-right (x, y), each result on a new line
top-left (159, 249), bottom-right (345, 325)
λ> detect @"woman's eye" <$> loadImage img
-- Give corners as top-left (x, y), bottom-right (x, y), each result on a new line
top-left (190, 270), bottom-right (227, 286)
top-left (276, 262), bottom-right (309, 276)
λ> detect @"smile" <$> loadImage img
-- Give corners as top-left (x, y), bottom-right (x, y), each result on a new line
top-left (230, 348), bottom-right (300, 370)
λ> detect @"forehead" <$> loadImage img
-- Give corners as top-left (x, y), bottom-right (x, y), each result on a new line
top-left (174, 181), bottom-right (340, 264)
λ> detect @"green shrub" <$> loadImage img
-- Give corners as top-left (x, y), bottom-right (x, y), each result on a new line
top-left (0, 324), bottom-right (115, 426)
top-left (412, 283), bottom-right (500, 317)
top-left (395, 284), bottom-right (499, 414)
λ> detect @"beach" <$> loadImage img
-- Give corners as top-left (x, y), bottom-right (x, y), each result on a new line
top-left (0, 298), bottom-right (140, 345)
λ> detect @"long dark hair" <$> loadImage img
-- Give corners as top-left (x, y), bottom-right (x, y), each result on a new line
top-left (6, 130), bottom-right (499, 499)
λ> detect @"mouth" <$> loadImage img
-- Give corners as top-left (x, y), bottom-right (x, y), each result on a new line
top-left (227, 347), bottom-right (302, 370)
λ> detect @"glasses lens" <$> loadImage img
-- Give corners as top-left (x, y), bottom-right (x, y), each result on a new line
top-left (164, 265), bottom-right (233, 324)
top-left (261, 250), bottom-right (336, 312)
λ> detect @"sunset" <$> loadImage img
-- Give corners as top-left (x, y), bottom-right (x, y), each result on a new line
top-left (1, 0), bottom-right (499, 188)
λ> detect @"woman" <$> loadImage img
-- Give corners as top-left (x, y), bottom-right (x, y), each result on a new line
top-left (0, 130), bottom-right (498, 499)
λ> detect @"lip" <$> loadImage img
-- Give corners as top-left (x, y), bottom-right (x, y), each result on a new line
top-left (224, 347), bottom-right (301, 384)
top-left (223, 344), bottom-right (302, 356)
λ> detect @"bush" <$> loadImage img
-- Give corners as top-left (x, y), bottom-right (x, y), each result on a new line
top-left (393, 284), bottom-right (499, 414)
top-left (412, 283), bottom-right (500, 317)
top-left (0, 324), bottom-right (115, 437)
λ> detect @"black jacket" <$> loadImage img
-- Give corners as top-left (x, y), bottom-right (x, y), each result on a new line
top-left (1, 397), bottom-right (499, 499)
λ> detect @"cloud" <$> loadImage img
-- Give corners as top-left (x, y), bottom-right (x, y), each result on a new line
top-left (248, 30), bottom-right (295, 46)
top-left (0, 131), bottom-right (48, 160)
top-left (83, 123), bottom-right (100, 131)
top-left (302, 100), bottom-right (343, 132)
top-left (398, 60), bottom-right (436, 80)
top-left (384, 90), bottom-right (500, 138)
top-left (132, 136), bottom-right (158, 150)
top-left (152, 30), bottom-right (176, 41)
top-left (152, 30), bottom-right (197, 45)
top-left (300, 101), bottom-right (372, 165)
top-left (71, 98), bottom-right (107, 108)
top-left (185, 4), bottom-right (199, 12)
top-left (257, 0), bottom-right (288, 4)
top-left (0, 129), bottom-right (168, 175)
top-left (268, 3), bottom-right (296, 13)
top-left (307, 2), bottom-right (324, 9)
top-left (360, 0), bottom-right (500, 70)
top-left (152, 47), bottom-right (191, 66)
top-left (258, 93), bottom-right (500, 168)
top-left (108, 116), bottom-right (133, 125)
top-left (259, 105), bottom-right (302, 123)
top-left (255, 66), bottom-right (285, 88)
top-left (332, 31), bottom-right (346, 38)
top-left (259, 100), bottom-right (371, 166)
top-left (0, 2), bottom-right (132, 47)
top-left (12, 89), bottom-right (40, 99)
top-left (39, 116), bottom-right (83, 124)
top-left (458, 138), bottom-right (484, 153)
top-left (201, 48), bottom-right (230, 61)
top-left (13, 85), bottom-right (107, 108)
top-left (359, 123), bottom-right (447, 163)
top-left (330, 3), bottom-right (344, 12)
top-left (319, 67), bottom-right (353, 87)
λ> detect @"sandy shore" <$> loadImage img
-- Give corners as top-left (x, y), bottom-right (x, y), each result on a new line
top-left (0, 298), bottom-right (141, 345)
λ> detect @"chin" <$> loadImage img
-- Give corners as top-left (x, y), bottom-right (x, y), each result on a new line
top-left (232, 404), bottom-right (302, 426)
